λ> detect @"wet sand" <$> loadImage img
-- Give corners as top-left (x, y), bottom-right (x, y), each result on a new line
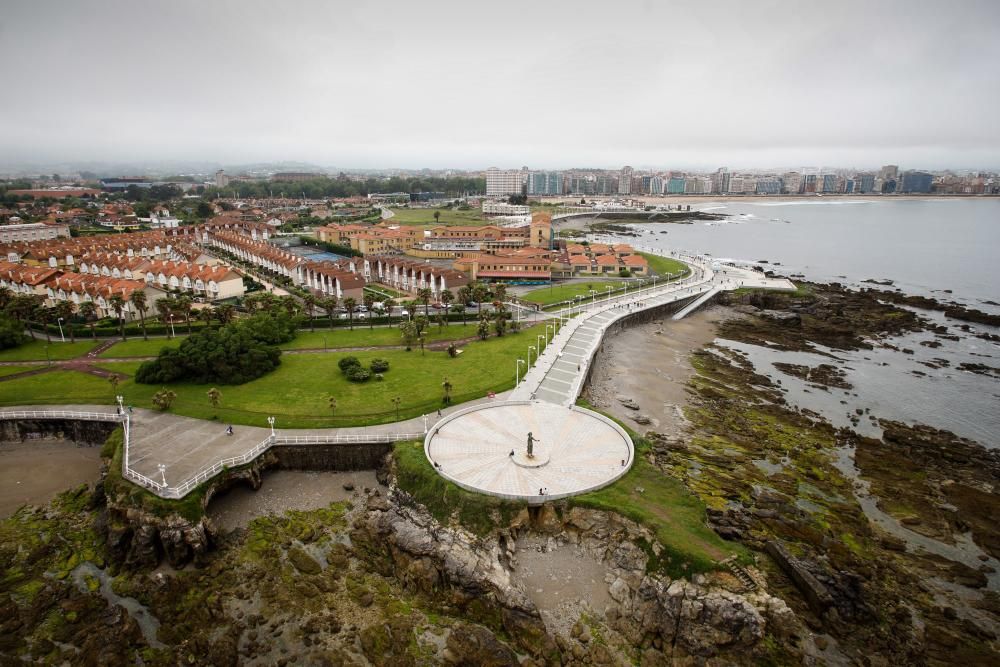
top-left (0, 439), bottom-right (103, 517)
top-left (585, 306), bottom-right (731, 437)
top-left (208, 469), bottom-right (380, 531)
top-left (513, 537), bottom-right (613, 616)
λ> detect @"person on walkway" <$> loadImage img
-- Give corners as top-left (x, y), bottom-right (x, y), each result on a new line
top-left (226, 425), bottom-right (234, 436)
top-left (437, 408), bottom-right (442, 417)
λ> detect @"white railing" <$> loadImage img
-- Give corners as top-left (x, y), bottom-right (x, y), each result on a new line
top-left (0, 410), bottom-right (124, 422)
top-left (163, 430), bottom-right (424, 499)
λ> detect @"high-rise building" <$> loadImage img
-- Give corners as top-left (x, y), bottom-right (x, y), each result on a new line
top-left (712, 168), bottom-right (730, 194)
top-left (879, 165), bottom-right (899, 182)
top-left (214, 170), bottom-right (230, 188)
top-left (650, 175), bottom-right (664, 195)
top-left (486, 168), bottom-right (527, 196)
top-left (756, 177), bottom-right (782, 195)
top-left (901, 171), bottom-right (933, 193)
top-left (667, 177), bottom-right (686, 194)
top-left (527, 171), bottom-right (563, 196)
top-left (855, 173), bottom-right (875, 193)
top-left (596, 175), bottom-right (616, 195)
top-left (618, 166), bottom-right (634, 195)
top-left (781, 172), bottom-right (802, 194)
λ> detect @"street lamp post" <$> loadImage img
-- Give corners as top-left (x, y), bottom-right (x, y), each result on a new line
top-left (606, 286), bottom-right (612, 302)
top-left (528, 345), bottom-right (536, 366)
top-left (545, 324), bottom-right (554, 341)
top-left (57, 317), bottom-right (65, 342)
top-left (422, 414), bottom-right (428, 434)
top-left (516, 358), bottom-right (525, 385)
top-left (157, 464), bottom-right (167, 487)
top-left (267, 416), bottom-right (275, 438)
top-left (589, 289), bottom-right (597, 305)
top-left (537, 334), bottom-right (545, 354)
top-left (168, 315), bottom-right (176, 338)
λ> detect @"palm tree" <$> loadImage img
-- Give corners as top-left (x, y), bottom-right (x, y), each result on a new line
top-left (303, 294), bottom-right (317, 331)
top-left (453, 303), bottom-right (466, 326)
top-left (199, 307), bottom-right (215, 329)
top-left (108, 374), bottom-right (119, 396)
top-left (10, 296), bottom-right (37, 339)
top-left (0, 286), bottom-right (12, 311)
top-left (440, 289), bottom-right (454, 326)
top-left (328, 396), bottom-right (337, 417)
top-left (343, 297), bottom-right (357, 330)
top-left (175, 296), bottom-right (193, 333)
top-left (417, 288), bottom-right (433, 318)
top-left (131, 290), bottom-right (149, 341)
top-left (457, 286), bottom-right (472, 310)
top-left (207, 387), bottom-right (222, 413)
top-left (363, 293), bottom-right (376, 329)
top-left (79, 301), bottom-right (98, 339)
top-left (109, 295), bottom-right (127, 340)
top-left (492, 282), bottom-right (507, 304)
top-left (472, 282), bottom-right (488, 318)
top-left (55, 301), bottom-right (76, 343)
top-left (216, 304), bottom-right (236, 324)
top-left (321, 296), bottom-right (338, 329)
top-left (280, 295), bottom-right (299, 318)
top-left (442, 377), bottom-right (453, 405)
top-left (152, 388), bottom-right (177, 411)
top-left (243, 294), bottom-right (261, 315)
top-left (155, 298), bottom-right (174, 338)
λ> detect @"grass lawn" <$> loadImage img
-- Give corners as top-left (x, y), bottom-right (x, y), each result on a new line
top-left (639, 253), bottom-right (690, 278)
top-left (98, 336), bottom-right (187, 358)
top-left (0, 339), bottom-right (99, 362)
top-left (0, 365), bottom-right (39, 378)
top-left (521, 280), bottom-right (627, 306)
top-left (1, 329), bottom-right (539, 427)
top-left (282, 323), bottom-right (488, 350)
top-left (387, 207), bottom-right (486, 226)
top-left (364, 284), bottom-right (406, 298)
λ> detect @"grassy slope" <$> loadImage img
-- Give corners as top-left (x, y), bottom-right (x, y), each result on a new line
top-left (0, 365), bottom-right (39, 378)
top-left (0, 329), bottom-right (538, 427)
top-left (281, 323), bottom-right (485, 350)
top-left (521, 280), bottom-right (627, 306)
top-left (0, 339), bottom-right (99, 362)
top-left (639, 253), bottom-right (689, 277)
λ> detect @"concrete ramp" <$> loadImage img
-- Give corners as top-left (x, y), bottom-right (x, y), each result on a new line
top-left (672, 285), bottom-right (721, 320)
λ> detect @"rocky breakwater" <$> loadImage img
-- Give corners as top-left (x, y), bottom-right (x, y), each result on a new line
top-left (355, 488), bottom-right (799, 665)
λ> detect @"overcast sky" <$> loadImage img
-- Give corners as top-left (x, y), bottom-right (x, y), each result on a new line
top-left (2, 0), bottom-right (998, 171)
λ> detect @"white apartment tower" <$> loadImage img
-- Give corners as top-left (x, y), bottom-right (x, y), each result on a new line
top-left (618, 166), bottom-right (634, 194)
top-left (486, 167), bottom-right (528, 197)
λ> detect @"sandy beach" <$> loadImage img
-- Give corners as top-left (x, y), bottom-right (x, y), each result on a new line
top-left (584, 306), bottom-right (732, 438)
top-left (0, 440), bottom-right (103, 517)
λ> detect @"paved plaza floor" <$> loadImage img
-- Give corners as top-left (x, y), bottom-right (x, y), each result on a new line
top-left (424, 401), bottom-right (633, 503)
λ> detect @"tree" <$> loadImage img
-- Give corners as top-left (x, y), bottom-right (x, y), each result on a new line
top-left (156, 297), bottom-right (175, 338)
top-left (175, 296), bottom-right (194, 333)
top-left (391, 396), bottom-right (402, 421)
top-left (108, 374), bottom-right (119, 395)
top-left (343, 297), bottom-right (357, 330)
top-left (457, 286), bottom-right (472, 309)
top-left (36, 305), bottom-right (52, 342)
top-left (195, 201), bottom-right (214, 218)
top-left (216, 304), bottom-right (236, 324)
top-left (131, 290), bottom-right (149, 340)
top-left (433, 210), bottom-right (440, 224)
top-left (0, 314), bottom-right (26, 350)
top-left (328, 396), bottom-right (337, 417)
top-left (109, 295), bottom-right (127, 340)
top-left (303, 294), bottom-right (317, 331)
top-left (439, 289), bottom-right (454, 325)
top-left (492, 282), bottom-right (507, 305)
top-left (152, 388), bottom-right (177, 411)
top-left (494, 311), bottom-right (508, 337)
top-left (0, 286), bottom-right (13, 311)
top-left (399, 319), bottom-right (417, 351)
top-left (279, 295), bottom-right (299, 318)
top-left (363, 293), bottom-right (376, 329)
top-left (477, 316), bottom-right (490, 340)
top-left (442, 377), bottom-right (453, 405)
top-left (452, 303), bottom-right (466, 326)
top-left (417, 288), bottom-right (432, 318)
top-left (79, 301), bottom-right (97, 339)
top-left (472, 283), bottom-right (488, 317)
top-left (207, 387), bottom-right (222, 413)
top-left (199, 307), bottom-right (215, 329)
top-left (54, 301), bottom-right (76, 343)
top-left (321, 296), bottom-right (338, 329)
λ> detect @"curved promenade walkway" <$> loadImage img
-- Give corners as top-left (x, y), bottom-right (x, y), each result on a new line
top-left (1, 250), bottom-right (793, 501)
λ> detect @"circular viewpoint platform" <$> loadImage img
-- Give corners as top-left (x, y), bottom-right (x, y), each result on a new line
top-left (424, 401), bottom-right (634, 503)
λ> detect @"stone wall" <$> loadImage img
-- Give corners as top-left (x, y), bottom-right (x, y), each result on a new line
top-left (582, 292), bottom-right (704, 391)
top-left (269, 442), bottom-right (393, 471)
top-left (0, 418), bottom-right (119, 445)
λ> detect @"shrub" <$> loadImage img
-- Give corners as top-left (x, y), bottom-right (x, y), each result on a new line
top-left (136, 326), bottom-right (281, 385)
top-left (345, 366), bottom-right (372, 383)
top-left (338, 356), bottom-right (361, 373)
top-left (370, 358), bottom-right (390, 373)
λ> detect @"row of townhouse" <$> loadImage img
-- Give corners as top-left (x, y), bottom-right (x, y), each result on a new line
top-left (1, 230), bottom-right (177, 269)
top-left (76, 253), bottom-right (244, 300)
top-left (0, 261), bottom-right (161, 319)
top-left (364, 257), bottom-right (469, 297)
top-left (210, 231), bottom-right (365, 300)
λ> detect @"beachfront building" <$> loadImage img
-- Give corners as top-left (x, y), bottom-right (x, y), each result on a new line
top-left (366, 256), bottom-right (469, 296)
top-left (485, 167), bottom-right (527, 196)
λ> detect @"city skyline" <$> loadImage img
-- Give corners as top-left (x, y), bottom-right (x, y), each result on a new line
top-left (1, 0), bottom-right (999, 170)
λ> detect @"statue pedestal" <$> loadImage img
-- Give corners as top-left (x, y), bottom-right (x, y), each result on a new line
top-left (512, 449), bottom-right (550, 468)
